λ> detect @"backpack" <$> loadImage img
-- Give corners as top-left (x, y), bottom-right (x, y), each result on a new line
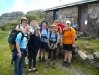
top-left (8, 28), bottom-right (24, 52)
top-left (62, 28), bottom-right (72, 35)
top-left (40, 28), bottom-right (48, 33)
top-left (49, 32), bottom-right (58, 49)
top-left (40, 28), bottom-right (49, 42)
top-left (49, 31), bottom-right (58, 43)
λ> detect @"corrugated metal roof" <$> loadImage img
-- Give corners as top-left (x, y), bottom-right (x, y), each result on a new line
top-left (44, 0), bottom-right (98, 11)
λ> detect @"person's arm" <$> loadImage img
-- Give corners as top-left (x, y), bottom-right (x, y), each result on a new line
top-left (16, 43), bottom-right (22, 58)
top-left (54, 33), bottom-right (60, 48)
top-left (71, 29), bottom-right (76, 47)
top-left (16, 25), bottom-right (22, 32)
top-left (15, 33), bottom-right (22, 58)
top-left (47, 32), bottom-right (50, 48)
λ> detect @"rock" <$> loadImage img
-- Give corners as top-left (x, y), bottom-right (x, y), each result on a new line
top-left (91, 62), bottom-right (99, 68)
top-left (78, 51), bottom-right (88, 60)
top-left (93, 52), bottom-right (99, 58)
top-left (87, 54), bottom-right (94, 60)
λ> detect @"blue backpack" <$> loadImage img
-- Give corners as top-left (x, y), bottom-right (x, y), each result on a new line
top-left (49, 32), bottom-right (58, 43)
top-left (40, 28), bottom-right (48, 42)
top-left (49, 32), bottom-right (58, 49)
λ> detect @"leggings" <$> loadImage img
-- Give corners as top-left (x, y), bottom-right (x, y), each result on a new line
top-left (48, 48), bottom-right (57, 60)
top-left (28, 51), bottom-right (38, 69)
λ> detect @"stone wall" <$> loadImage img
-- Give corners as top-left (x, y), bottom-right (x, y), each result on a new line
top-left (59, 6), bottom-right (78, 24)
top-left (88, 2), bottom-right (99, 37)
top-left (45, 2), bottom-right (99, 37)
top-left (46, 6), bottom-right (78, 26)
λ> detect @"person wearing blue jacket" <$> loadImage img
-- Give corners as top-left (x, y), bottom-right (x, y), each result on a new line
top-left (14, 25), bottom-right (29, 75)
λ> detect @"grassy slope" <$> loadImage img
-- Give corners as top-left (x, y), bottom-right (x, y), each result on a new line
top-left (73, 38), bottom-right (99, 75)
top-left (0, 30), bottom-right (99, 75)
top-left (0, 30), bottom-right (71, 75)
top-left (0, 30), bottom-right (13, 75)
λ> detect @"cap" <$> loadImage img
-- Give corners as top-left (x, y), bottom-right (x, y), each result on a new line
top-left (21, 17), bottom-right (27, 20)
top-left (51, 24), bottom-right (56, 27)
top-left (20, 17), bottom-right (28, 24)
top-left (65, 20), bottom-right (71, 24)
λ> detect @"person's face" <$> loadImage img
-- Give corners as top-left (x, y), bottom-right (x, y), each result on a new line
top-left (31, 21), bottom-right (37, 27)
top-left (24, 26), bottom-right (30, 33)
top-left (64, 23), bottom-right (70, 28)
top-left (42, 22), bottom-right (47, 29)
top-left (51, 26), bottom-right (57, 32)
top-left (22, 20), bottom-right (27, 25)
top-left (35, 29), bottom-right (40, 35)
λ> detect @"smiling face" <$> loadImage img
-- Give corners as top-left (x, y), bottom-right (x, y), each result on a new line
top-left (23, 25), bottom-right (30, 34)
top-left (21, 19), bottom-right (27, 24)
top-left (34, 29), bottom-right (40, 36)
top-left (30, 20), bottom-right (38, 28)
top-left (64, 23), bottom-right (71, 29)
top-left (51, 26), bottom-right (57, 33)
top-left (42, 22), bottom-right (47, 29)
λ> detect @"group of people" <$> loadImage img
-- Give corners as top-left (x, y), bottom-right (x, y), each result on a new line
top-left (9, 17), bottom-right (76, 75)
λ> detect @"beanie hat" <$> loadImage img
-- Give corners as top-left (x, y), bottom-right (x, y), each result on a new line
top-left (33, 25), bottom-right (40, 31)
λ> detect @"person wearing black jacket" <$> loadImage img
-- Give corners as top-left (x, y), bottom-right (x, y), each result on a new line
top-left (27, 25), bottom-right (40, 74)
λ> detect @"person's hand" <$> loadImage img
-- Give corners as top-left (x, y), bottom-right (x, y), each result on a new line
top-left (53, 44), bottom-right (57, 49)
top-left (72, 43), bottom-right (76, 47)
top-left (17, 52), bottom-right (22, 59)
top-left (27, 53), bottom-right (29, 59)
top-left (48, 44), bottom-right (51, 49)
top-left (60, 43), bottom-right (63, 46)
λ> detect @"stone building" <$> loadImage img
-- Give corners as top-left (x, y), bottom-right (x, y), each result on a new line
top-left (45, 0), bottom-right (99, 37)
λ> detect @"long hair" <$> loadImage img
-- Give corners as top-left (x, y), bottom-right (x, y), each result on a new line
top-left (40, 21), bottom-right (48, 27)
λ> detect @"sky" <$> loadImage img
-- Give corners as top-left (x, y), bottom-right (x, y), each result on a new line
top-left (0, 0), bottom-right (82, 16)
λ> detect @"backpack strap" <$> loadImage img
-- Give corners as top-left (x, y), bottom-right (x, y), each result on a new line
top-left (40, 28), bottom-right (48, 34)
top-left (49, 31), bottom-right (57, 42)
top-left (62, 28), bottom-right (71, 35)
top-left (20, 32), bottom-right (24, 41)
top-left (40, 28), bottom-right (42, 32)
top-left (18, 24), bottom-right (21, 29)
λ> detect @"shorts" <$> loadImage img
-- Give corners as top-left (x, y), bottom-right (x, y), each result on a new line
top-left (40, 42), bottom-right (48, 50)
top-left (63, 44), bottom-right (73, 51)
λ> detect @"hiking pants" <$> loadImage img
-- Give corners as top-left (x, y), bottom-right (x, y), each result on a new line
top-left (48, 48), bottom-right (57, 60)
top-left (28, 50), bottom-right (38, 69)
top-left (14, 48), bottom-right (26, 75)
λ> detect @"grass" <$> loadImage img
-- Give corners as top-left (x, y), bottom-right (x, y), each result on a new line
top-left (0, 30), bottom-right (72, 75)
top-left (0, 30), bottom-right (99, 75)
top-left (73, 56), bottom-right (99, 75)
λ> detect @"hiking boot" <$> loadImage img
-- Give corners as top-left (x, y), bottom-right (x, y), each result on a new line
top-left (42, 57), bottom-right (46, 62)
top-left (28, 69), bottom-right (32, 75)
top-left (66, 62), bottom-right (71, 67)
top-left (45, 62), bottom-right (50, 68)
top-left (62, 61), bottom-right (66, 66)
top-left (38, 56), bottom-right (41, 62)
top-left (32, 68), bottom-right (39, 74)
top-left (51, 61), bottom-right (56, 69)
top-left (45, 59), bottom-right (51, 68)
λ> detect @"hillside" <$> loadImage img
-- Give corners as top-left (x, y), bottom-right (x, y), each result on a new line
top-left (0, 11), bottom-right (24, 25)
top-left (0, 10), bottom-right (45, 30)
